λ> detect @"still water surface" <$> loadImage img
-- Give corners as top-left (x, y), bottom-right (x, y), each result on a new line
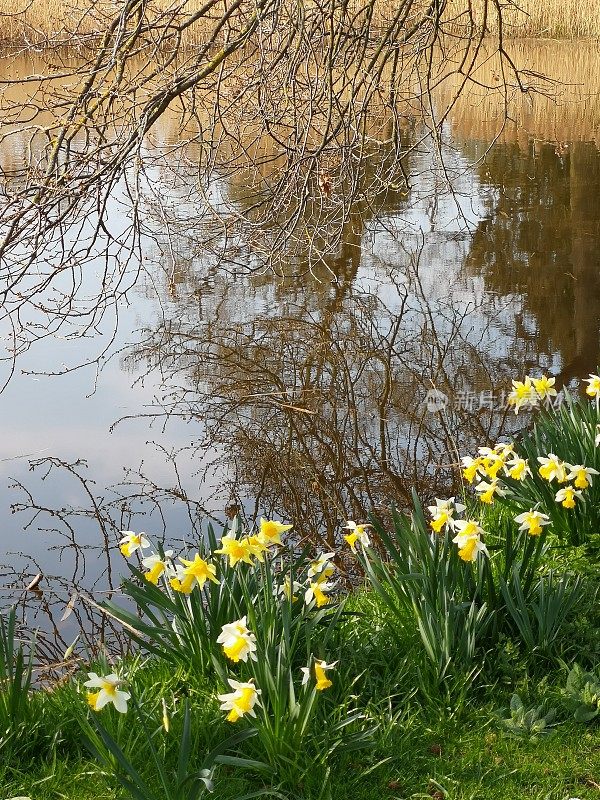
top-left (2, 41), bottom-right (600, 651)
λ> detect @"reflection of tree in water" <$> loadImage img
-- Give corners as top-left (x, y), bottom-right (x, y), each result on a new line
top-left (463, 139), bottom-right (600, 382)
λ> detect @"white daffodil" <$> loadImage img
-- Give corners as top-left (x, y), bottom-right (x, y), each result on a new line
top-left (452, 520), bottom-right (489, 562)
top-left (275, 575), bottom-right (301, 602)
top-left (461, 455), bottom-right (485, 484)
top-left (555, 486), bottom-right (583, 509)
top-left (427, 497), bottom-right (466, 534)
top-left (301, 659), bottom-right (337, 691)
top-left (343, 520), bottom-right (372, 550)
top-left (217, 617), bottom-right (257, 663)
top-left (304, 580), bottom-right (334, 608)
top-left (307, 552), bottom-right (336, 580)
top-left (119, 531), bottom-right (151, 558)
top-left (475, 479), bottom-right (506, 504)
top-left (218, 679), bottom-right (261, 723)
top-left (505, 456), bottom-right (531, 481)
top-left (584, 373), bottom-right (600, 398)
top-left (141, 550), bottom-right (174, 585)
top-left (514, 510), bottom-right (550, 536)
top-left (537, 454), bottom-right (567, 483)
top-left (84, 672), bottom-right (130, 713)
top-left (565, 464), bottom-right (599, 490)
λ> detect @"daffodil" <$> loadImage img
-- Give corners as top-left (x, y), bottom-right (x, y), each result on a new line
top-left (507, 377), bottom-right (539, 414)
top-left (475, 479), bottom-right (506, 504)
top-left (301, 659), bottom-right (337, 691)
top-left (217, 617), bottom-right (257, 663)
top-left (84, 672), bottom-right (130, 713)
top-left (461, 456), bottom-right (484, 484)
top-left (304, 580), bottom-right (333, 608)
top-left (555, 486), bottom-right (583, 509)
top-left (218, 679), bottom-right (261, 722)
top-left (170, 553), bottom-right (219, 593)
top-left (532, 375), bottom-right (557, 401)
top-left (275, 574), bottom-right (301, 602)
top-left (214, 534), bottom-right (255, 567)
top-left (307, 552), bottom-right (336, 580)
top-left (565, 464), bottom-right (599, 490)
top-left (427, 497), bottom-right (466, 533)
top-left (119, 531), bottom-right (150, 558)
top-left (477, 447), bottom-right (506, 479)
top-left (595, 424), bottom-right (600, 447)
top-left (245, 535), bottom-right (269, 562)
top-left (505, 457), bottom-right (531, 481)
top-left (452, 520), bottom-right (489, 562)
top-left (584, 374), bottom-right (600, 398)
top-left (537, 454), bottom-right (567, 483)
top-left (343, 520), bottom-right (371, 550)
top-left (514, 509), bottom-right (550, 536)
top-left (258, 518), bottom-right (292, 546)
top-left (141, 550), bottom-right (174, 585)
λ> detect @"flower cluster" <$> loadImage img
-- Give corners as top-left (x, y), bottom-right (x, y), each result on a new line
top-left (507, 374), bottom-right (557, 414)
top-left (113, 517), bottom-right (342, 722)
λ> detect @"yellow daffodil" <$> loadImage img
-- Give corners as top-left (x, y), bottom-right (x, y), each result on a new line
top-left (258, 518), bottom-right (292, 546)
top-left (427, 497), bottom-right (466, 533)
top-left (532, 375), bottom-right (557, 401)
top-left (307, 552), bottom-right (336, 581)
top-left (477, 447), bottom-right (506, 480)
top-left (304, 580), bottom-right (333, 607)
top-left (461, 456), bottom-right (484, 484)
top-left (170, 553), bottom-right (219, 593)
top-left (507, 377), bottom-right (539, 414)
top-left (141, 550), bottom-right (173, 585)
top-left (452, 520), bottom-right (489, 562)
top-left (84, 672), bottom-right (130, 713)
top-left (514, 509), bottom-right (550, 536)
top-left (343, 520), bottom-right (371, 550)
top-left (217, 617), bottom-right (257, 663)
top-left (584, 374), bottom-right (600, 398)
top-left (555, 486), bottom-right (582, 508)
top-left (301, 659), bottom-right (337, 691)
top-left (475, 479), bottom-right (506, 505)
top-left (505, 457), bottom-right (531, 481)
top-left (119, 531), bottom-right (150, 558)
top-left (214, 534), bottom-right (255, 567)
top-left (245, 535), bottom-right (269, 562)
top-left (537, 454), bottom-right (567, 483)
top-left (218, 679), bottom-right (261, 723)
top-left (565, 464), bottom-right (599, 490)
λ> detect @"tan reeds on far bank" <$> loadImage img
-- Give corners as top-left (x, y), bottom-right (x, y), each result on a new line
top-left (1, 0), bottom-right (600, 48)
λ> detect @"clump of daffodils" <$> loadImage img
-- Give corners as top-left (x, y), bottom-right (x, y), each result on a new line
top-left (507, 374), bottom-right (557, 414)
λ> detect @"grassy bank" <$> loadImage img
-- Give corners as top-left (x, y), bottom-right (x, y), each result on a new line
top-left (1, 0), bottom-right (599, 47)
top-left (2, 374), bottom-right (600, 799)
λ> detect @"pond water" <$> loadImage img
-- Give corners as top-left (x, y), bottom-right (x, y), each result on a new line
top-left (2, 41), bottom-right (600, 655)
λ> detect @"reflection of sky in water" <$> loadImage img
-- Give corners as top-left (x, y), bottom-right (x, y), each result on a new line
top-left (2, 62), bottom-right (600, 623)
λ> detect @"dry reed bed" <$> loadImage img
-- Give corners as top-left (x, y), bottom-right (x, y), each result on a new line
top-left (0, 0), bottom-right (599, 47)
top-left (439, 40), bottom-right (600, 145)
